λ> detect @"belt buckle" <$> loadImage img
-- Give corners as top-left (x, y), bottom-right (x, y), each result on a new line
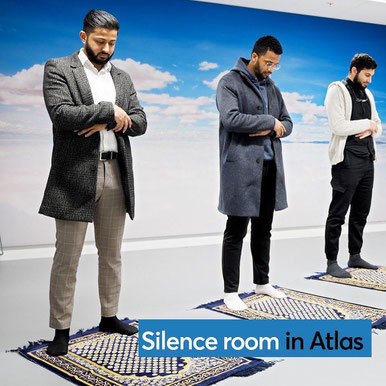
top-left (99, 152), bottom-right (110, 161)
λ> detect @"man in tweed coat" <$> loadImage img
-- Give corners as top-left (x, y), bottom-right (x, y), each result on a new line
top-left (40, 10), bottom-right (146, 356)
top-left (216, 36), bottom-right (292, 310)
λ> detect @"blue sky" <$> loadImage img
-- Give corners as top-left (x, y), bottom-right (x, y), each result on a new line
top-left (0, 0), bottom-right (385, 140)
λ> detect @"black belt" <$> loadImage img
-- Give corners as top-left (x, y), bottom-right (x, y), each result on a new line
top-left (99, 151), bottom-right (118, 161)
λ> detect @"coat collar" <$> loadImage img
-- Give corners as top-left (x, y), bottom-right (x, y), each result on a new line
top-left (232, 57), bottom-right (274, 105)
top-left (233, 57), bottom-right (274, 87)
top-left (69, 51), bottom-right (83, 68)
top-left (110, 65), bottom-right (124, 106)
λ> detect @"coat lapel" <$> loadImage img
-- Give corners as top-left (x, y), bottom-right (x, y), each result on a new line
top-left (239, 72), bottom-right (264, 103)
top-left (266, 80), bottom-right (275, 114)
top-left (110, 65), bottom-right (124, 106)
top-left (70, 51), bottom-right (94, 106)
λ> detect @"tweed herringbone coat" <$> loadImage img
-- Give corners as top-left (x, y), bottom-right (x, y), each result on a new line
top-left (39, 51), bottom-right (147, 221)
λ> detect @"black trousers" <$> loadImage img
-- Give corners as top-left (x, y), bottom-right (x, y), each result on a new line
top-left (325, 151), bottom-right (374, 261)
top-left (222, 160), bottom-right (276, 293)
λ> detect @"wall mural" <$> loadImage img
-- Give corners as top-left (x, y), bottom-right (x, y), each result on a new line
top-left (0, 0), bottom-right (385, 246)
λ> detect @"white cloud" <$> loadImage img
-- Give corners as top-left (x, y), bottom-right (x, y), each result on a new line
top-left (285, 122), bottom-right (330, 143)
top-left (111, 58), bottom-right (177, 91)
top-left (143, 106), bottom-right (162, 114)
top-left (0, 110), bottom-right (51, 137)
top-left (198, 61), bottom-right (218, 71)
top-left (0, 64), bottom-right (45, 107)
top-left (380, 123), bottom-right (386, 140)
top-left (203, 70), bottom-right (229, 90)
top-left (0, 59), bottom-right (177, 107)
top-left (139, 92), bottom-right (212, 107)
top-left (0, 58), bottom-right (221, 131)
top-left (282, 92), bottom-right (327, 124)
top-left (139, 92), bottom-right (217, 125)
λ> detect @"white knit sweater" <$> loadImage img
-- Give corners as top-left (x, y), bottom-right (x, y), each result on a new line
top-left (324, 81), bottom-right (382, 165)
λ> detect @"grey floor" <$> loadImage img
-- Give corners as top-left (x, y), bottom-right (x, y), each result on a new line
top-left (0, 232), bottom-right (385, 386)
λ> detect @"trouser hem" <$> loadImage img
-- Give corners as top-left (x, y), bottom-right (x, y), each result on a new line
top-left (224, 287), bottom-right (239, 293)
top-left (50, 321), bottom-right (71, 330)
top-left (253, 280), bottom-right (269, 285)
top-left (101, 308), bottom-right (118, 318)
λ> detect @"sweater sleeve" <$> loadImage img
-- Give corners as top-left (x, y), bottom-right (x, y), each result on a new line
top-left (325, 84), bottom-right (371, 136)
top-left (367, 90), bottom-right (382, 139)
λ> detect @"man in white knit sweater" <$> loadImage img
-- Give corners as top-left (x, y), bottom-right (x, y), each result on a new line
top-left (324, 54), bottom-right (382, 278)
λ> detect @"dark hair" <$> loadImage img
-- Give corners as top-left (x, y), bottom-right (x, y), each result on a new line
top-left (83, 9), bottom-right (120, 34)
top-left (350, 53), bottom-right (377, 72)
top-left (252, 35), bottom-right (283, 56)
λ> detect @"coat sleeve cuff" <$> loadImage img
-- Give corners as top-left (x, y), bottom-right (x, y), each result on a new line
top-left (98, 102), bottom-right (115, 126)
top-left (269, 116), bottom-right (276, 136)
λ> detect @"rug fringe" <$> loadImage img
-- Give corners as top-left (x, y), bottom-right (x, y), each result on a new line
top-left (305, 272), bottom-right (326, 280)
top-left (195, 298), bottom-right (223, 309)
top-left (6, 339), bottom-right (50, 353)
top-left (373, 316), bottom-right (386, 330)
top-left (7, 318), bottom-right (136, 354)
top-left (233, 359), bottom-right (279, 377)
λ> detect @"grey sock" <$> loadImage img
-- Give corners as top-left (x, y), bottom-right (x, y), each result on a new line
top-left (326, 261), bottom-right (352, 278)
top-left (348, 254), bottom-right (378, 270)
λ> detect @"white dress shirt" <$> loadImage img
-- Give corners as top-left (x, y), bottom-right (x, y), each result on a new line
top-left (78, 48), bottom-right (118, 153)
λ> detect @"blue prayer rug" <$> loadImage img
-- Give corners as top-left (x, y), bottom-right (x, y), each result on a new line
top-left (197, 288), bottom-right (386, 329)
top-left (17, 320), bottom-right (275, 385)
top-left (306, 266), bottom-right (386, 292)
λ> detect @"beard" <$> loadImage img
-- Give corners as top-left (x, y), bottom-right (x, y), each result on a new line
top-left (85, 40), bottom-right (114, 65)
top-left (353, 73), bottom-right (366, 89)
top-left (254, 61), bottom-right (269, 80)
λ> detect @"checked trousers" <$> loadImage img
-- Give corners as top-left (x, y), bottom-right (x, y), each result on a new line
top-left (49, 159), bottom-right (126, 329)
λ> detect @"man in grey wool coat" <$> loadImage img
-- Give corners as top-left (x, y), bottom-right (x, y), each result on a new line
top-left (39, 9), bottom-right (146, 355)
top-left (216, 36), bottom-right (293, 310)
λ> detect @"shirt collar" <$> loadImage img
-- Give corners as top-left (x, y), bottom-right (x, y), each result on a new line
top-left (78, 48), bottom-right (112, 74)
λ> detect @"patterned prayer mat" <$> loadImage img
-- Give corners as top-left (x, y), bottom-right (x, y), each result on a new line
top-left (306, 266), bottom-right (386, 292)
top-left (17, 320), bottom-right (275, 385)
top-left (197, 288), bottom-right (386, 329)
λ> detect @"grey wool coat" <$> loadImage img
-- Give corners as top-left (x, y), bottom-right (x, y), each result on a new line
top-left (39, 51), bottom-right (147, 222)
top-left (216, 58), bottom-right (293, 217)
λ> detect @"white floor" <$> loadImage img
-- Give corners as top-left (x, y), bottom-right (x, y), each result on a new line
top-left (0, 231), bottom-right (385, 386)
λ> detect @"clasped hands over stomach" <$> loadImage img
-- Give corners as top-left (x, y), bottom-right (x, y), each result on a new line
top-left (355, 120), bottom-right (378, 139)
top-left (75, 104), bottom-right (132, 137)
top-left (249, 119), bottom-right (285, 138)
